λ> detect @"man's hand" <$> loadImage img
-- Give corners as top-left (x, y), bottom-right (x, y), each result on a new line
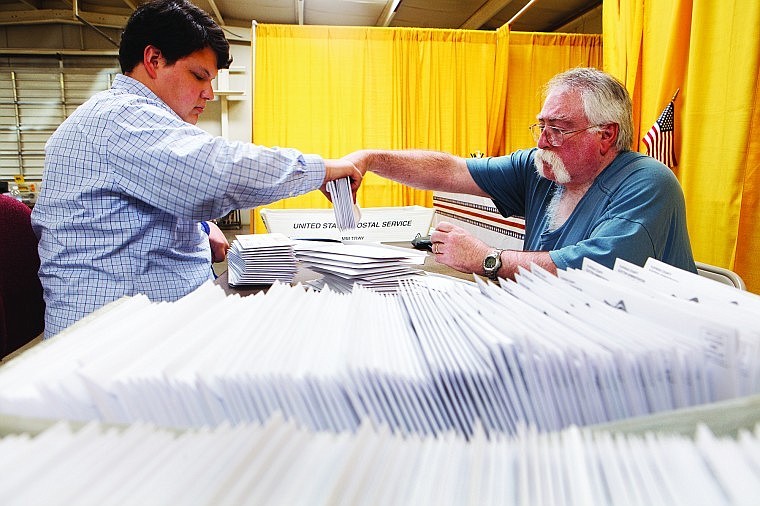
top-left (206, 221), bottom-right (230, 263)
top-left (431, 221), bottom-right (558, 279)
top-left (429, 221), bottom-right (491, 274)
top-left (321, 158), bottom-right (362, 203)
top-left (341, 150), bottom-right (371, 176)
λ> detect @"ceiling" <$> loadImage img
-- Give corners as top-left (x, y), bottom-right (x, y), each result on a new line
top-left (0, 0), bottom-right (602, 36)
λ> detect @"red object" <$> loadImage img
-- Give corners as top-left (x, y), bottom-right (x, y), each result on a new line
top-left (0, 194), bottom-right (45, 357)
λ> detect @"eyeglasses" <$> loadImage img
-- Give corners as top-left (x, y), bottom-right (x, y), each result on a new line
top-left (529, 123), bottom-right (600, 147)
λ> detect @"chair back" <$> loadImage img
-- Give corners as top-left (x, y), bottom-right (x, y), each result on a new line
top-left (695, 261), bottom-right (746, 290)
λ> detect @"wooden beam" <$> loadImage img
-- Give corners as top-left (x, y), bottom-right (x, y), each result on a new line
top-left (75, 10), bottom-right (129, 29)
top-left (0, 8), bottom-right (127, 30)
top-left (205, 0), bottom-right (225, 25)
top-left (17, 0), bottom-right (43, 9)
top-left (0, 9), bottom-right (78, 26)
top-left (460, 0), bottom-right (515, 30)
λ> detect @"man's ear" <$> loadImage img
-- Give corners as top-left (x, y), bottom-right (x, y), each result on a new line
top-left (143, 45), bottom-right (162, 79)
top-left (598, 123), bottom-right (618, 155)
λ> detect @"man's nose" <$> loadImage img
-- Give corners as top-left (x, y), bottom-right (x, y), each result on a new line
top-left (536, 130), bottom-right (551, 149)
top-left (202, 83), bottom-right (214, 101)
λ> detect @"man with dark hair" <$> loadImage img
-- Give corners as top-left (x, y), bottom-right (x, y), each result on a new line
top-left (32, 0), bottom-right (361, 337)
top-left (345, 67), bottom-right (695, 281)
top-left (117, 0), bottom-right (233, 74)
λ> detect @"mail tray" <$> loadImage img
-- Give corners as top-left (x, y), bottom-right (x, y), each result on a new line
top-left (260, 206), bottom-right (434, 243)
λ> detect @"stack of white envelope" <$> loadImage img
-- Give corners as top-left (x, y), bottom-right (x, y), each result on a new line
top-left (325, 176), bottom-right (359, 231)
top-left (227, 233), bottom-right (297, 286)
top-left (1, 418), bottom-right (758, 505)
top-left (293, 240), bottom-right (428, 293)
top-left (0, 256), bottom-right (758, 438)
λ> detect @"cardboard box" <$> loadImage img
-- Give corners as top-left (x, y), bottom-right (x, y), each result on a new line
top-left (432, 191), bottom-right (525, 250)
top-left (260, 206), bottom-right (434, 243)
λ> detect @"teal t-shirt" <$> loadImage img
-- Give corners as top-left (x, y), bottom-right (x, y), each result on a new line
top-left (466, 149), bottom-right (697, 273)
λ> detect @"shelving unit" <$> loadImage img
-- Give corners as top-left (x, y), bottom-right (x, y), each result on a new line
top-left (216, 209), bottom-right (241, 229)
top-left (213, 66), bottom-right (246, 229)
top-left (213, 66), bottom-right (246, 139)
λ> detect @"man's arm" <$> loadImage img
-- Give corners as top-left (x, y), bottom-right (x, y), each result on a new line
top-left (345, 149), bottom-right (556, 279)
top-left (430, 221), bottom-right (557, 279)
top-left (343, 149), bottom-right (488, 196)
top-left (500, 250), bottom-right (557, 278)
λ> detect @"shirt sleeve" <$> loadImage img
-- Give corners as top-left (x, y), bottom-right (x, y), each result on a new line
top-left (106, 102), bottom-right (325, 221)
top-left (466, 149), bottom-right (537, 218)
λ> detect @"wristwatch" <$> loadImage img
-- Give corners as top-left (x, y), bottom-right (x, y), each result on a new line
top-left (482, 249), bottom-right (504, 281)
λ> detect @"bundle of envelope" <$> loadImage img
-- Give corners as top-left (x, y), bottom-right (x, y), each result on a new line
top-left (227, 233), bottom-right (297, 286)
top-left (325, 176), bottom-right (359, 230)
top-left (0, 256), bottom-right (758, 438)
top-left (1, 418), bottom-right (757, 505)
top-left (293, 240), bottom-right (428, 293)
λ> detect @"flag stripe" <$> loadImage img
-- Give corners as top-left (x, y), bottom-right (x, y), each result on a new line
top-left (642, 100), bottom-right (677, 167)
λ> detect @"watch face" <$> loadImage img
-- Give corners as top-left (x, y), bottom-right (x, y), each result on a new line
top-left (484, 256), bottom-right (497, 269)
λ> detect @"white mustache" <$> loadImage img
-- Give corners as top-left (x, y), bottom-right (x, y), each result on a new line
top-left (534, 149), bottom-right (571, 184)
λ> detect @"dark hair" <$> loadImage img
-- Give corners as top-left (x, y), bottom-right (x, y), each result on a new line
top-left (118, 0), bottom-right (232, 73)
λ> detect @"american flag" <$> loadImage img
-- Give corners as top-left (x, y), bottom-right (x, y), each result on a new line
top-left (642, 99), bottom-right (677, 167)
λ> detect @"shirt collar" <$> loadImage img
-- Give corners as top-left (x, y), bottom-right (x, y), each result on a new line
top-left (112, 73), bottom-right (180, 121)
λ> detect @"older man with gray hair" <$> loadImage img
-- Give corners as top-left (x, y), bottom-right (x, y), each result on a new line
top-left (344, 67), bottom-right (695, 280)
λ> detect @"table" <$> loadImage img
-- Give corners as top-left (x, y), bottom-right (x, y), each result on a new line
top-left (215, 241), bottom-right (478, 296)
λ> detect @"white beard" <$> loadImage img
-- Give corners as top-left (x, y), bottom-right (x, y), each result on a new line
top-left (545, 185), bottom-right (564, 232)
top-left (534, 149), bottom-right (571, 184)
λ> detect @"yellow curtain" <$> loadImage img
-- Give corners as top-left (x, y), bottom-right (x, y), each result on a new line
top-left (601, 0), bottom-right (645, 138)
top-left (486, 24), bottom-right (510, 156)
top-left (504, 32), bottom-right (603, 153)
top-left (604, 0), bottom-right (760, 293)
top-left (251, 25), bottom-right (497, 232)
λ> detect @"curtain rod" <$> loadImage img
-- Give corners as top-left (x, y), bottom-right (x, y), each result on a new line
top-left (508, 0), bottom-right (538, 26)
